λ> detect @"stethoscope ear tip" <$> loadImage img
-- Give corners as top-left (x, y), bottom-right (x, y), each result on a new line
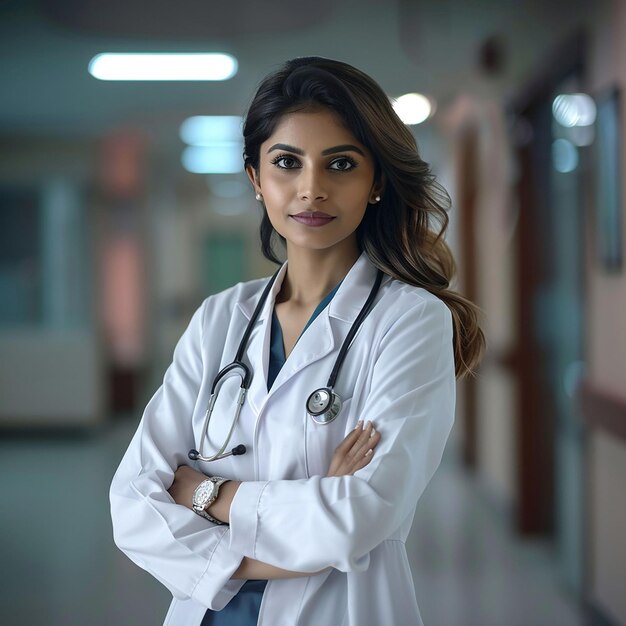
top-left (188, 449), bottom-right (200, 461)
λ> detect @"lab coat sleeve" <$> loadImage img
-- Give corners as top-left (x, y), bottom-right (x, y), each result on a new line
top-left (109, 300), bottom-right (245, 610)
top-left (228, 295), bottom-right (456, 573)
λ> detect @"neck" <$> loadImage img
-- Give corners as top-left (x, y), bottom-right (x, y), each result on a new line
top-left (278, 245), bottom-right (361, 308)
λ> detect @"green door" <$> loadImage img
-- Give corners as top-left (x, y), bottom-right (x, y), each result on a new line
top-left (203, 234), bottom-right (246, 296)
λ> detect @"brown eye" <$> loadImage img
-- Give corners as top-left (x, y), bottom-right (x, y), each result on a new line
top-left (272, 155), bottom-right (300, 169)
top-left (329, 157), bottom-right (357, 171)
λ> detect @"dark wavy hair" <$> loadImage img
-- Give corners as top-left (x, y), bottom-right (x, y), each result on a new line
top-left (242, 56), bottom-right (485, 378)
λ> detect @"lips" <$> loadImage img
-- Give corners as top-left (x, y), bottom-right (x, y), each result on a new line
top-left (292, 211), bottom-right (333, 218)
top-left (290, 212), bottom-right (336, 227)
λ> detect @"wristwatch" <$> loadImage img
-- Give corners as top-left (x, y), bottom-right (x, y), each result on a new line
top-left (192, 476), bottom-right (230, 524)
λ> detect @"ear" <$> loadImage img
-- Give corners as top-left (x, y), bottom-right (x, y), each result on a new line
top-left (246, 164), bottom-right (261, 195)
top-left (369, 174), bottom-right (386, 203)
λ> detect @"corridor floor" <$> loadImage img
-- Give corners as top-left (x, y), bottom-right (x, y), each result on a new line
top-left (0, 421), bottom-right (584, 625)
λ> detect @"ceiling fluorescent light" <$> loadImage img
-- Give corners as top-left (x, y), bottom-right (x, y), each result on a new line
top-left (180, 116), bottom-right (243, 145)
top-left (89, 53), bottom-right (238, 81)
top-left (182, 144), bottom-right (243, 174)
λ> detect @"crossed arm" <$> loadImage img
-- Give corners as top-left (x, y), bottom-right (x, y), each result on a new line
top-left (167, 419), bottom-right (381, 580)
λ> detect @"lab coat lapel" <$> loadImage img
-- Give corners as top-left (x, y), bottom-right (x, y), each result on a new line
top-left (268, 310), bottom-right (335, 396)
top-left (235, 262), bottom-right (287, 412)
top-left (269, 252), bottom-right (382, 393)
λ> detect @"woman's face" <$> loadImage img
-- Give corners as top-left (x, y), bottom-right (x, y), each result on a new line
top-left (247, 107), bottom-right (382, 260)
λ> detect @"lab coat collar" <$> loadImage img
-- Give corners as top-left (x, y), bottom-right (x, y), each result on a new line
top-left (235, 251), bottom-right (385, 326)
top-left (236, 260), bottom-right (288, 327)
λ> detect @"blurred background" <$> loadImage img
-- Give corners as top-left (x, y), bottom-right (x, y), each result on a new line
top-left (1, 0), bottom-right (624, 624)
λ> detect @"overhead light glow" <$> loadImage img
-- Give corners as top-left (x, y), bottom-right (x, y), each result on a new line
top-left (392, 93), bottom-right (434, 125)
top-left (180, 116), bottom-right (243, 145)
top-left (89, 53), bottom-right (238, 81)
top-left (182, 144), bottom-right (243, 174)
top-left (552, 93), bottom-right (596, 127)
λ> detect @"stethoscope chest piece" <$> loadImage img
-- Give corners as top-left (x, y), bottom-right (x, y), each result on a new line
top-left (307, 387), bottom-right (342, 425)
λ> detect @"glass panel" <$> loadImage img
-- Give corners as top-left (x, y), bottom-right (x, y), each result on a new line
top-left (549, 75), bottom-right (587, 593)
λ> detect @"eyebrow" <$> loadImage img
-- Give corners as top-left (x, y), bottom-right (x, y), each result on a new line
top-left (266, 143), bottom-right (365, 157)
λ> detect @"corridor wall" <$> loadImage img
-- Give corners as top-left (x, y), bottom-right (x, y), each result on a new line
top-left (584, 1), bottom-right (626, 622)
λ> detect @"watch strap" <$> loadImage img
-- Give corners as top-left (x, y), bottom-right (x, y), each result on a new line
top-left (197, 507), bottom-right (225, 525)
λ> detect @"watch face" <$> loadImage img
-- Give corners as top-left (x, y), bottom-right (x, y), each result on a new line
top-left (194, 481), bottom-right (215, 508)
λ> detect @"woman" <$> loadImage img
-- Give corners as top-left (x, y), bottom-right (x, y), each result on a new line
top-left (110, 56), bottom-right (485, 626)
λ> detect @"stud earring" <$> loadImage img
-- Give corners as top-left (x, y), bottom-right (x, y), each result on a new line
top-left (255, 193), bottom-right (263, 201)
top-left (375, 195), bottom-right (381, 202)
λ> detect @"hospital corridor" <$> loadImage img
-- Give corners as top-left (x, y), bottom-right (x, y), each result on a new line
top-left (0, 422), bottom-right (584, 625)
top-left (1, 0), bottom-right (626, 624)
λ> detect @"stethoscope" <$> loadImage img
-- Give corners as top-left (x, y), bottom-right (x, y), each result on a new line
top-left (188, 266), bottom-right (383, 462)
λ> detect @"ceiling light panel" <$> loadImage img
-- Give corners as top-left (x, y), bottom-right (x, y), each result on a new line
top-left (180, 116), bottom-right (243, 145)
top-left (182, 145), bottom-right (243, 174)
top-left (89, 53), bottom-right (238, 81)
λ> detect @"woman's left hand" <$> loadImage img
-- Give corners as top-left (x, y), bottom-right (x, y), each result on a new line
top-left (326, 420), bottom-right (381, 477)
top-left (168, 465), bottom-right (207, 509)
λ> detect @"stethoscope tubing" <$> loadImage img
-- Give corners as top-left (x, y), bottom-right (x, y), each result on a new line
top-left (325, 268), bottom-right (383, 388)
top-left (190, 265), bottom-right (383, 461)
top-left (189, 271), bottom-right (280, 462)
top-left (234, 269), bottom-right (281, 363)
top-left (193, 370), bottom-right (248, 462)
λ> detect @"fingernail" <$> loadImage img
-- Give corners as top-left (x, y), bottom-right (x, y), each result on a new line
top-left (366, 420), bottom-right (372, 429)
top-left (365, 449), bottom-right (373, 456)
top-left (355, 420), bottom-right (363, 429)
top-left (370, 428), bottom-right (376, 438)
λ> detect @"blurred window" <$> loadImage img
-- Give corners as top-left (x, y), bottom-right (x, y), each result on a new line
top-left (0, 181), bottom-right (90, 329)
top-left (0, 186), bottom-right (42, 325)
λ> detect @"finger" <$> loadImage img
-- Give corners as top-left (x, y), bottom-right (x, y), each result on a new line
top-left (347, 421), bottom-right (375, 459)
top-left (348, 429), bottom-right (381, 470)
top-left (334, 421), bottom-right (364, 455)
top-left (348, 433), bottom-right (380, 472)
top-left (350, 448), bottom-right (375, 473)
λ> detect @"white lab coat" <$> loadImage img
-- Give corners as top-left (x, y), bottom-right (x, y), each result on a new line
top-left (110, 251), bottom-right (456, 626)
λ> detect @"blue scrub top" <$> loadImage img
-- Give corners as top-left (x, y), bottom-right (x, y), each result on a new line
top-left (201, 280), bottom-right (342, 626)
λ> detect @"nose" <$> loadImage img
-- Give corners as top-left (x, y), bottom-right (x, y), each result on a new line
top-left (298, 168), bottom-right (328, 202)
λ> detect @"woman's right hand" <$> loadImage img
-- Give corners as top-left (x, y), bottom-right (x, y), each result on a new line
top-left (326, 420), bottom-right (381, 477)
